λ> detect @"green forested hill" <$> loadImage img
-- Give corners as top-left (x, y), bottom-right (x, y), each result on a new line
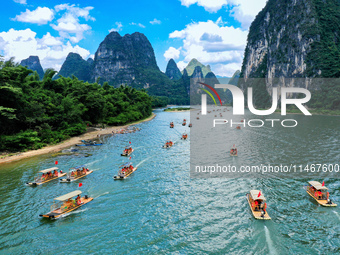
top-left (240, 0), bottom-right (340, 110)
top-left (0, 57), bottom-right (152, 152)
top-left (56, 52), bottom-right (92, 82)
top-left (183, 58), bottom-right (212, 77)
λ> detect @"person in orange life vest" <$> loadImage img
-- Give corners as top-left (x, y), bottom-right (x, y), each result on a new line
top-left (318, 191), bottom-right (322, 199)
top-left (76, 195), bottom-right (81, 206)
top-left (254, 200), bottom-right (259, 211)
top-left (263, 203), bottom-right (267, 212)
top-left (41, 173), bottom-right (46, 181)
top-left (327, 192), bottom-right (330, 200)
top-left (64, 199), bottom-right (72, 209)
top-left (71, 171), bottom-right (75, 177)
top-left (53, 170), bottom-right (58, 177)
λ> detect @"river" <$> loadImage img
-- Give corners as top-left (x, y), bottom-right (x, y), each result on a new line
top-left (0, 108), bottom-right (339, 254)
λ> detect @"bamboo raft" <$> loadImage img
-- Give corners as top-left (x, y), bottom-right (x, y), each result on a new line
top-left (305, 181), bottom-right (337, 207)
top-left (40, 190), bottom-right (93, 219)
top-left (114, 162), bottom-right (137, 180)
top-left (246, 191), bottom-right (271, 220)
top-left (26, 167), bottom-right (66, 186)
top-left (121, 148), bottom-right (134, 157)
top-left (60, 169), bottom-right (93, 183)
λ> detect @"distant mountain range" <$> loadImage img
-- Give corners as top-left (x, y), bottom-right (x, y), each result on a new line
top-left (19, 31), bottom-right (240, 105)
top-left (20, 56), bottom-right (44, 80)
top-left (182, 58), bottom-right (212, 77)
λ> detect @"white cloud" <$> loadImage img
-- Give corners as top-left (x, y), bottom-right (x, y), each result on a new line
top-left (214, 62), bottom-right (242, 77)
top-left (37, 32), bottom-right (62, 46)
top-left (180, 0), bottom-right (227, 12)
top-left (51, 4), bottom-right (94, 43)
top-left (130, 22), bottom-right (145, 28)
top-left (109, 22), bottom-right (123, 32)
top-left (179, 0), bottom-right (267, 29)
top-left (150, 18), bottom-right (161, 25)
top-left (13, 0), bottom-right (27, 4)
top-left (229, 0), bottom-right (267, 29)
top-left (169, 29), bottom-right (186, 39)
top-left (0, 28), bottom-right (90, 71)
top-left (13, 7), bottom-right (54, 25)
top-left (177, 61), bottom-right (188, 71)
top-left (200, 32), bottom-right (223, 42)
top-left (168, 17), bottom-right (248, 76)
top-left (164, 47), bottom-right (181, 60)
top-left (54, 4), bottom-right (95, 21)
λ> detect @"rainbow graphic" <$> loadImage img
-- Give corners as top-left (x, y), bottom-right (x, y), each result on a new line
top-left (199, 82), bottom-right (222, 106)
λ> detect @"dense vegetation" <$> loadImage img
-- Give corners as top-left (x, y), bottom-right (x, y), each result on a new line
top-left (240, 0), bottom-right (340, 111)
top-left (242, 55), bottom-right (272, 109)
top-left (306, 0), bottom-right (340, 110)
top-left (0, 57), bottom-right (152, 152)
top-left (183, 58), bottom-right (212, 77)
top-left (106, 67), bottom-right (190, 106)
top-left (56, 53), bottom-right (92, 82)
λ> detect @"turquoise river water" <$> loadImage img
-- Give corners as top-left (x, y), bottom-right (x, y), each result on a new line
top-left (0, 108), bottom-right (339, 254)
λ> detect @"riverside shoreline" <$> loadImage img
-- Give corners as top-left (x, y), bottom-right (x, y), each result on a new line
top-left (0, 113), bottom-right (156, 165)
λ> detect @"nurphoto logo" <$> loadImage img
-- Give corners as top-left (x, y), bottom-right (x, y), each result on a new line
top-left (199, 82), bottom-right (312, 128)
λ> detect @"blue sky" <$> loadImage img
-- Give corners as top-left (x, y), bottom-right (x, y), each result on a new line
top-left (0, 0), bottom-right (267, 77)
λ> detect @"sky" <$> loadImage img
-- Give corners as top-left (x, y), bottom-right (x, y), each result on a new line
top-left (0, 0), bottom-right (267, 77)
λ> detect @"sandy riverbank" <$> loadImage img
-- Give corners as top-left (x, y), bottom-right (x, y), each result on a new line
top-left (164, 110), bottom-right (192, 112)
top-left (0, 113), bottom-right (156, 165)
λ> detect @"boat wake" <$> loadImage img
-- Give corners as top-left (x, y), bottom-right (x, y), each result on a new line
top-left (136, 157), bottom-right (152, 168)
top-left (60, 208), bottom-right (89, 218)
top-left (90, 168), bottom-right (101, 172)
top-left (333, 211), bottom-right (340, 220)
top-left (93, 191), bottom-right (109, 199)
top-left (86, 159), bottom-right (100, 166)
top-left (264, 226), bottom-right (277, 255)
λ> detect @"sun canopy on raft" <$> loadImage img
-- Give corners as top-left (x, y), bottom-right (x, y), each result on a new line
top-left (309, 181), bottom-right (328, 190)
top-left (54, 190), bottom-right (82, 201)
top-left (250, 190), bottom-right (266, 201)
top-left (70, 165), bottom-right (86, 170)
top-left (39, 167), bottom-right (58, 173)
top-left (119, 162), bottom-right (132, 168)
